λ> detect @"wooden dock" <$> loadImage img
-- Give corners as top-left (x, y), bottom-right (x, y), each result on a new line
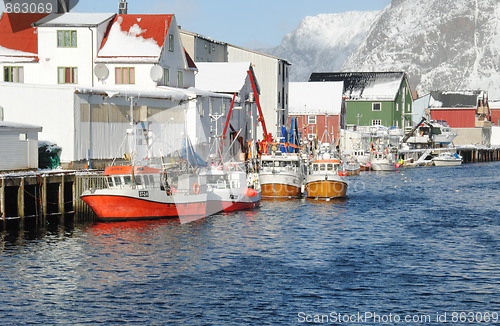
top-left (0, 170), bottom-right (105, 229)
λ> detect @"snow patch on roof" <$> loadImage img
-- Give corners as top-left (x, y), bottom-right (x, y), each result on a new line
top-left (195, 62), bottom-right (251, 93)
top-left (0, 45), bottom-right (37, 57)
top-left (98, 16), bottom-right (161, 58)
top-left (358, 79), bottom-right (402, 101)
top-left (289, 81), bottom-right (344, 115)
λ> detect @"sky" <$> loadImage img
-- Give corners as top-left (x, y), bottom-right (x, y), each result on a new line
top-left (1, 0), bottom-right (391, 48)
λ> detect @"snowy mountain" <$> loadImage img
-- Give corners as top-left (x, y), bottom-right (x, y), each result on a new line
top-left (262, 11), bottom-right (381, 82)
top-left (342, 0), bottom-right (500, 98)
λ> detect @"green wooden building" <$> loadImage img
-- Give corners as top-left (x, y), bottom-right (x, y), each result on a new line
top-left (309, 72), bottom-right (413, 131)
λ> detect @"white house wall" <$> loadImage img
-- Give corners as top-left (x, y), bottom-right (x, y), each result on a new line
top-left (0, 83), bottom-right (76, 162)
top-left (37, 27), bottom-right (97, 86)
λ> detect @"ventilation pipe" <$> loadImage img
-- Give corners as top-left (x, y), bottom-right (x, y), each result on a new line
top-left (119, 0), bottom-right (128, 14)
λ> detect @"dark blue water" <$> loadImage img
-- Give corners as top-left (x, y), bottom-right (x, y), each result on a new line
top-left (1, 162), bottom-right (499, 325)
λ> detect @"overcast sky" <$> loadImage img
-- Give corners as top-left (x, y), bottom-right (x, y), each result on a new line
top-left (2, 0), bottom-right (391, 48)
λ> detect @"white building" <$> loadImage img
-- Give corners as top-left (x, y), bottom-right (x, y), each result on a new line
top-left (0, 121), bottom-right (42, 171)
top-left (180, 30), bottom-right (290, 141)
top-left (0, 12), bottom-right (237, 168)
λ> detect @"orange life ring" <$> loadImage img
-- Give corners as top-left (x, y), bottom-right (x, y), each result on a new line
top-left (192, 183), bottom-right (200, 194)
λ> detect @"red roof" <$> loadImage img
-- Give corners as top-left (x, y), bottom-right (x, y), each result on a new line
top-left (0, 13), bottom-right (49, 54)
top-left (99, 14), bottom-right (173, 52)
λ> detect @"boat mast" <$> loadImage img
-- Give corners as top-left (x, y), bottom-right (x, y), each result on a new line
top-left (128, 96), bottom-right (135, 188)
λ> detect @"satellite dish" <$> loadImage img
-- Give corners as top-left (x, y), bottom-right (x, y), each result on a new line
top-left (94, 64), bottom-right (109, 81)
top-left (150, 65), bottom-right (164, 82)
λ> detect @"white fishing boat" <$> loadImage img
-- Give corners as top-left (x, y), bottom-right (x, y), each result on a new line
top-left (259, 152), bottom-right (305, 198)
top-left (370, 151), bottom-right (398, 171)
top-left (432, 152), bottom-right (462, 166)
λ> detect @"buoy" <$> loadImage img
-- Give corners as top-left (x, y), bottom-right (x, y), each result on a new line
top-left (192, 183), bottom-right (200, 194)
top-left (246, 188), bottom-right (258, 197)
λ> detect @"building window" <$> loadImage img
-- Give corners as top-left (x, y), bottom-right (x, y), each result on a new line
top-left (372, 119), bottom-right (381, 126)
top-left (407, 103), bottom-right (410, 112)
top-left (168, 34), bottom-right (174, 52)
top-left (4, 66), bottom-right (23, 83)
top-left (163, 68), bottom-right (169, 86)
top-left (115, 67), bottom-right (135, 84)
top-left (396, 103), bottom-right (399, 112)
top-left (372, 103), bottom-right (381, 111)
top-left (19, 133), bottom-right (27, 141)
top-left (57, 30), bottom-right (77, 48)
top-left (58, 67), bottom-right (77, 84)
top-left (308, 115), bottom-right (316, 124)
top-left (177, 70), bottom-right (183, 87)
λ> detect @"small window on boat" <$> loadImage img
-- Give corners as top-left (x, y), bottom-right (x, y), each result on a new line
top-left (149, 175), bottom-right (155, 186)
top-left (313, 164), bottom-right (318, 172)
top-left (123, 176), bottom-right (131, 185)
top-left (320, 164), bottom-right (326, 171)
top-left (113, 176), bottom-right (121, 186)
top-left (143, 175), bottom-right (150, 187)
top-left (327, 164), bottom-right (333, 171)
top-left (107, 177), bottom-right (114, 187)
top-left (135, 176), bottom-right (143, 186)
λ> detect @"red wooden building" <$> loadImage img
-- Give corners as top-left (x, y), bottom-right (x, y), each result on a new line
top-left (288, 81), bottom-right (343, 144)
top-left (428, 90), bottom-right (490, 128)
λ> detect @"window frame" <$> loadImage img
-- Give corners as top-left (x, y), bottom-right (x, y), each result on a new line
top-left (115, 67), bottom-right (135, 84)
top-left (177, 70), bottom-right (183, 87)
top-left (57, 30), bottom-right (77, 48)
top-left (371, 119), bottom-right (382, 126)
top-left (4, 66), bottom-right (24, 83)
top-left (163, 67), bottom-right (169, 86)
top-left (308, 115), bottom-right (316, 124)
top-left (168, 34), bottom-right (174, 52)
top-left (372, 102), bottom-right (382, 111)
top-left (57, 67), bottom-right (78, 84)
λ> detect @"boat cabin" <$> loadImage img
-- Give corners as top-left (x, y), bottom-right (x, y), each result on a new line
top-left (310, 160), bottom-right (341, 174)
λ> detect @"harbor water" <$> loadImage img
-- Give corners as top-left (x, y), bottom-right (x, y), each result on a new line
top-left (1, 162), bottom-right (499, 325)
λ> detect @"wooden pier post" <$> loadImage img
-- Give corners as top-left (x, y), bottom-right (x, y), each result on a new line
top-left (1, 178), bottom-right (5, 229)
top-left (59, 174), bottom-right (65, 222)
top-left (17, 177), bottom-right (25, 220)
top-left (41, 177), bottom-right (47, 226)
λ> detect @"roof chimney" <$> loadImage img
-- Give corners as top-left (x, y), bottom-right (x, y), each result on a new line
top-left (119, 0), bottom-right (128, 14)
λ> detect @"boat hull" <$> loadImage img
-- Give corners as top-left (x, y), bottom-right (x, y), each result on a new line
top-left (207, 188), bottom-right (261, 214)
top-left (261, 183), bottom-right (301, 198)
top-left (81, 190), bottom-right (207, 222)
top-left (432, 159), bottom-right (462, 166)
top-left (305, 179), bottom-right (348, 198)
top-left (371, 162), bottom-right (396, 171)
top-left (260, 173), bottom-right (303, 198)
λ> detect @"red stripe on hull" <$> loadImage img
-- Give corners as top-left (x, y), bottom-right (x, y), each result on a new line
top-left (81, 195), bottom-right (206, 221)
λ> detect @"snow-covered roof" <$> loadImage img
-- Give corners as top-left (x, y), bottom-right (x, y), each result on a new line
top-left (33, 13), bottom-right (115, 27)
top-left (195, 62), bottom-right (251, 93)
top-left (309, 72), bottom-right (406, 101)
top-left (75, 85), bottom-right (192, 102)
top-left (0, 13), bottom-right (49, 58)
top-left (429, 90), bottom-right (484, 109)
top-left (74, 85), bottom-right (234, 102)
top-left (289, 81), bottom-right (343, 115)
top-left (97, 14), bottom-right (173, 61)
top-left (0, 121), bottom-right (42, 131)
